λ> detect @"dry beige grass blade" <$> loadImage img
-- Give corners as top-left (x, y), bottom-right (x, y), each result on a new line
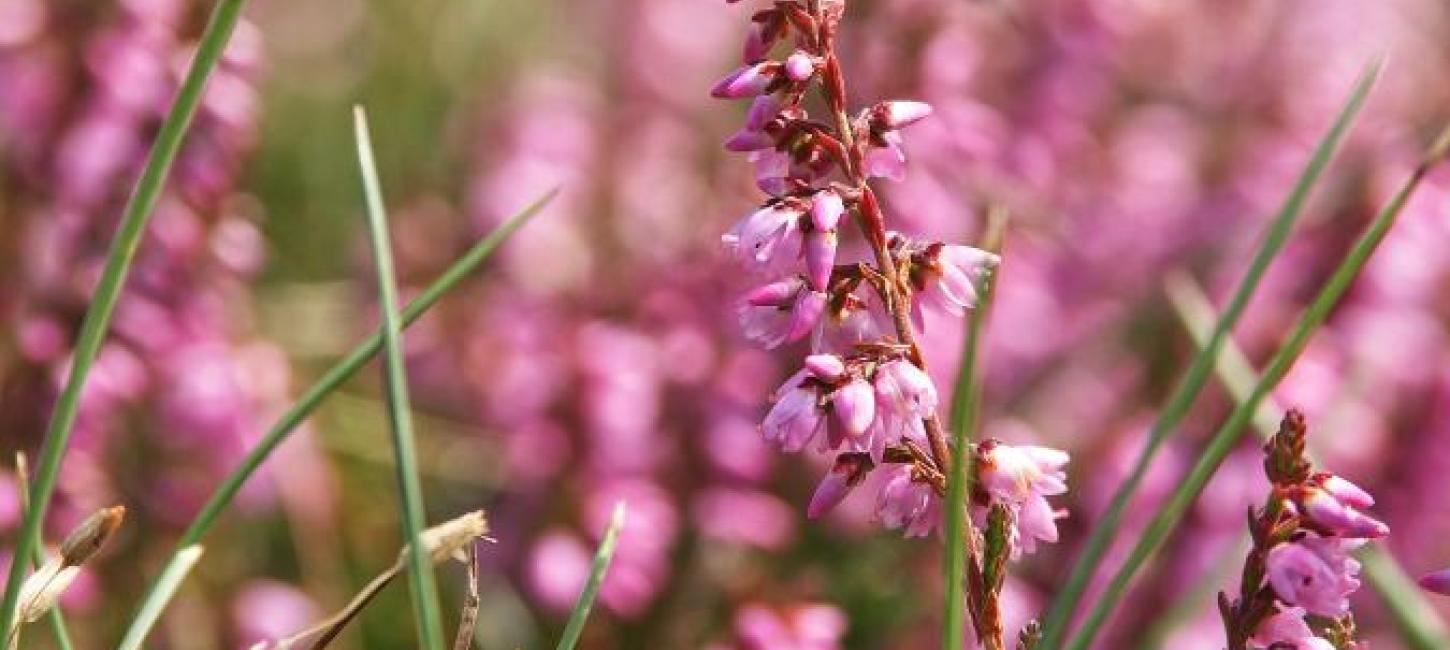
top-left (250, 511), bottom-right (490, 650)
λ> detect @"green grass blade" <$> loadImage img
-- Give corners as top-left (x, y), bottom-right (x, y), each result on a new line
top-left (1063, 117), bottom-right (1450, 650)
top-left (116, 190), bottom-right (552, 646)
top-left (1037, 58), bottom-right (1382, 648)
top-left (1167, 274), bottom-right (1450, 650)
top-left (114, 546), bottom-right (204, 650)
top-left (943, 209), bottom-right (1007, 650)
top-left (556, 502), bottom-right (627, 650)
top-left (0, 0), bottom-right (250, 633)
top-left (354, 105), bottom-right (446, 650)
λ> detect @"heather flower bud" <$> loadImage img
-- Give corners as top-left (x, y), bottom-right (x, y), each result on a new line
top-left (809, 189), bottom-right (844, 231)
top-left (784, 51), bottom-right (815, 82)
top-left (1419, 568), bottom-right (1450, 596)
top-left (803, 229), bottom-right (837, 291)
top-left (1320, 474), bottom-right (1374, 509)
top-left (803, 353), bottom-right (845, 381)
top-left (711, 61), bottom-right (776, 99)
top-left (787, 289), bottom-right (828, 343)
top-left (808, 454), bottom-right (870, 519)
top-left (1249, 608), bottom-right (1335, 650)
top-left (831, 377), bottom-right (876, 439)
top-left (724, 127), bottom-right (775, 152)
top-left (738, 278), bottom-right (823, 349)
top-left (744, 278), bottom-right (803, 307)
top-left (1298, 486), bottom-right (1389, 539)
top-left (874, 100), bottom-right (933, 130)
top-left (745, 94), bottom-right (783, 131)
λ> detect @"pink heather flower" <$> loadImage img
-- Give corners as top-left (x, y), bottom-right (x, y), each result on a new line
top-left (1419, 568), bottom-right (1450, 596)
top-left (734, 603), bottom-right (847, 650)
top-left (711, 61), bottom-right (776, 99)
top-left (915, 243), bottom-right (1000, 320)
top-left (803, 229), bottom-right (837, 291)
top-left (1249, 607), bottom-right (1334, 650)
top-left (725, 128), bottom-right (776, 152)
top-left (877, 465), bottom-right (940, 537)
top-left (831, 376), bottom-right (875, 440)
top-left (803, 353), bottom-right (845, 381)
top-left (872, 359), bottom-right (937, 442)
top-left (864, 130), bottom-right (907, 181)
top-left (1297, 484), bottom-right (1389, 539)
top-left (722, 203), bottom-right (803, 273)
top-left (739, 278), bottom-right (826, 349)
top-left (1266, 533), bottom-right (1364, 618)
top-left (976, 441), bottom-right (1070, 557)
top-left (783, 51), bottom-right (814, 81)
top-left (725, 95), bottom-right (785, 152)
top-left (762, 369), bottom-right (827, 452)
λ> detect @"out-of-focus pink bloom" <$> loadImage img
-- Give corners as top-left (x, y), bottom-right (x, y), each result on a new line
top-left (1248, 607), bottom-right (1334, 650)
top-left (1265, 533), bottom-right (1364, 617)
top-left (528, 530), bottom-right (592, 612)
top-left (722, 203), bottom-right (803, 274)
top-left (733, 602), bottom-right (847, 650)
top-left (1419, 568), bottom-right (1450, 596)
top-left (233, 580), bottom-right (321, 646)
top-left (877, 464), bottom-right (940, 537)
top-left (693, 487), bottom-right (795, 548)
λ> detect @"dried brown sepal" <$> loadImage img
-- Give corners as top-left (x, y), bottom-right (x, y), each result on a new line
top-left (59, 505), bottom-right (126, 567)
top-left (1016, 620), bottom-right (1043, 650)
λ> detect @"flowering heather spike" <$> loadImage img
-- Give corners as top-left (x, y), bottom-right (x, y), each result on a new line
top-left (808, 453), bottom-right (870, 519)
top-left (1222, 411), bottom-right (1386, 649)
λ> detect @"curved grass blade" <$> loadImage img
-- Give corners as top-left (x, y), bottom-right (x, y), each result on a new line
top-left (0, 0), bottom-right (251, 633)
top-left (114, 546), bottom-right (204, 650)
top-left (116, 193), bottom-right (553, 645)
top-left (354, 105), bottom-right (446, 650)
top-left (1167, 274), bottom-right (1450, 650)
top-left (1063, 118), bottom-right (1450, 650)
top-left (943, 208), bottom-right (1008, 650)
top-left (556, 502), bottom-right (627, 650)
top-left (1036, 58), bottom-right (1382, 648)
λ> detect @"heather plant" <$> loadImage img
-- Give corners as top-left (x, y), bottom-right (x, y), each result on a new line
top-left (2, 0), bottom-right (1450, 647)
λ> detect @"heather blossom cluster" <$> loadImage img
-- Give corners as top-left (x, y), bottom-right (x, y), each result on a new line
top-left (1219, 410), bottom-right (1390, 650)
top-left (712, 0), bottom-right (1070, 575)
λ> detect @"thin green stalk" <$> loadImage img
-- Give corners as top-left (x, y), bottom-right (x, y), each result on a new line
top-left (114, 546), bottom-right (204, 650)
top-left (354, 105), bottom-right (446, 650)
top-left (1063, 118), bottom-right (1450, 650)
top-left (116, 193), bottom-right (553, 644)
top-left (0, 0), bottom-right (250, 633)
top-left (13, 454), bottom-right (75, 650)
top-left (944, 209), bottom-right (1007, 650)
top-left (1037, 58), bottom-right (1382, 648)
top-left (1167, 274), bottom-right (1450, 650)
top-left (556, 502), bottom-right (627, 650)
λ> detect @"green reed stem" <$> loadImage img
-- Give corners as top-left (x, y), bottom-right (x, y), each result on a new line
top-left (944, 209), bottom-right (1007, 650)
top-left (0, 0), bottom-right (250, 634)
top-left (115, 546), bottom-right (204, 650)
top-left (354, 105), bottom-right (446, 650)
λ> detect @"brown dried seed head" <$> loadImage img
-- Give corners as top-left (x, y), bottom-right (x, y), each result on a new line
top-left (60, 505), bottom-right (126, 567)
